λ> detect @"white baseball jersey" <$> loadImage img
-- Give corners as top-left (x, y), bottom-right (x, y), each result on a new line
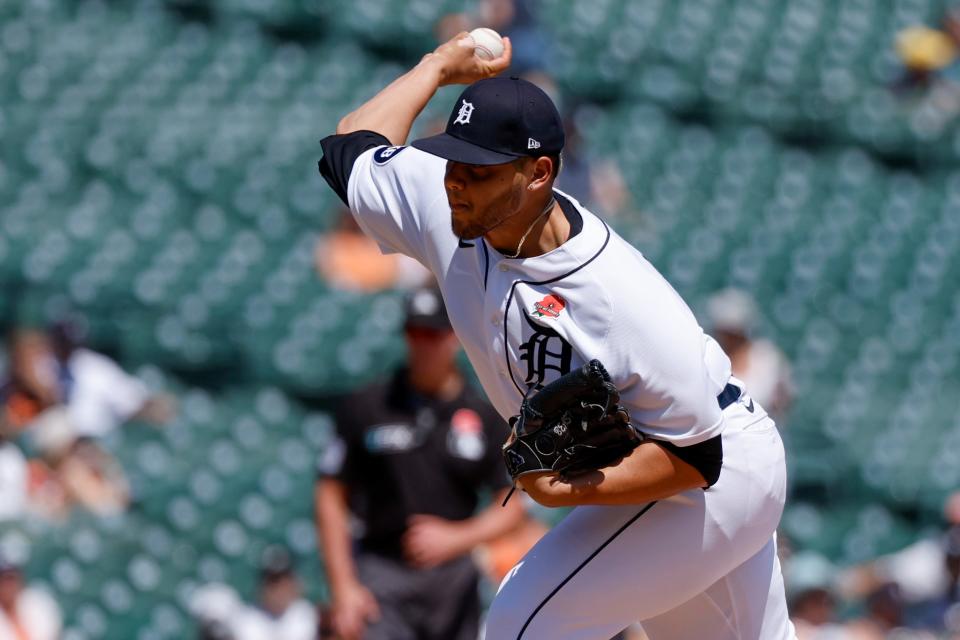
top-left (345, 143), bottom-right (732, 446)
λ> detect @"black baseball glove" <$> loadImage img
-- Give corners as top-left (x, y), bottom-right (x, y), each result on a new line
top-left (502, 360), bottom-right (644, 482)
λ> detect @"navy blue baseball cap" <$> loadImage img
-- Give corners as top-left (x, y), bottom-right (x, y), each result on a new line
top-left (412, 77), bottom-right (565, 165)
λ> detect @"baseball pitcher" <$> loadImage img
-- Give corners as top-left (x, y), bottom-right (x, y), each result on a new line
top-left (318, 33), bottom-right (795, 639)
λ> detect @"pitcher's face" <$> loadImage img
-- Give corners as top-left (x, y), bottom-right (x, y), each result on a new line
top-left (444, 160), bottom-right (527, 240)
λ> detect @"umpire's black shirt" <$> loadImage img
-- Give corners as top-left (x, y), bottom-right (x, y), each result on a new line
top-left (317, 368), bottom-right (511, 558)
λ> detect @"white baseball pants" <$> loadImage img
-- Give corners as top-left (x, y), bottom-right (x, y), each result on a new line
top-left (484, 396), bottom-right (796, 640)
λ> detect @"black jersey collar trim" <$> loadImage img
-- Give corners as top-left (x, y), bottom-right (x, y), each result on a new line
top-left (555, 191), bottom-right (583, 238)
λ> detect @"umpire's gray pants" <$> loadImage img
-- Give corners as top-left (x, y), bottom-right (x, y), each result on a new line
top-left (357, 551), bottom-right (481, 640)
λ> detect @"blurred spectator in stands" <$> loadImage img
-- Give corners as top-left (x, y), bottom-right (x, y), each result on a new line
top-left (42, 319), bottom-right (166, 515)
top-left (2, 321), bottom-right (174, 441)
top-left (0, 555), bottom-right (62, 640)
top-left (0, 435), bottom-right (27, 521)
top-left (894, 24), bottom-right (957, 91)
top-left (0, 417), bottom-right (70, 522)
top-left (890, 9), bottom-right (960, 149)
top-left (190, 547), bottom-right (318, 640)
top-left (20, 402), bottom-right (131, 517)
top-left (234, 547), bottom-right (318, 640)
top-left (707, 288), bottom-right (793, 420)
top-left (0, 329), bottom-right (59, 434)
top-left (0, 321), bottom-right (173, 518)
top-left (48, 319), bottom-right (175, 438)
top-left (315, 209), bottom-right (430, 293)
top-left (191, 583), bottom-right (241, 640)
top-left (22, 457), bottom-right (71, 522)
top-left (315, 285), bottom-right (524, 640)
top-left (895, 7), bottom-right (960, 84)
top-left (843, 582), bottom-right (928, 640)
top-left (842, 492), bottom-right (960, 633)
top-left (47, 433), bottom-right (131, 517)
top-left (435, 0), bottom-right (548, 74)
top-left (908, 525), bottom-right (960, 633)
top-left (785, 551), bottom-right (848, 640)
top-left (792, 588), bottom-right (846, 640)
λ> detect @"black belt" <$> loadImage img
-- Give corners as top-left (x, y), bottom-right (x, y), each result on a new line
top-left (717, 383), bottom-right (741, 410)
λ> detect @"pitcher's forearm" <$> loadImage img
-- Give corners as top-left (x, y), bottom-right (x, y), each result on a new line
top-left (518, 442), bottom-right (707, 507)
top-left (336, 56), bottom-right (446, 145)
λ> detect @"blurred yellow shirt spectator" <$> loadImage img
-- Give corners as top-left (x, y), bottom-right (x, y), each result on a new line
top-left (896, 26), bottom-right (957, 72)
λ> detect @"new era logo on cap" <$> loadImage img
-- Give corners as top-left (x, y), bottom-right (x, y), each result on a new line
top-left (411, 77), bottom-right (565, 165)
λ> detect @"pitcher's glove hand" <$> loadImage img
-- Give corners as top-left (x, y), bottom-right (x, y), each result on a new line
top-left (502, 360), bottom-right (644, 481)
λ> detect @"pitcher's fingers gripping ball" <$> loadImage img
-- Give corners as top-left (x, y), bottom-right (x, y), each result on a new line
top-left (425, 30), bottom-right (512, 88)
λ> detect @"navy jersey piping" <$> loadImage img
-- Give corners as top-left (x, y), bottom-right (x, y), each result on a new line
top-left (516, 502), bottom-right (658, 639)
top-left (481, 241), bottom-right (490, 290)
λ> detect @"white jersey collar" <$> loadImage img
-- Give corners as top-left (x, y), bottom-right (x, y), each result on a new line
top-left (483, 191), bottom-right (609, 281)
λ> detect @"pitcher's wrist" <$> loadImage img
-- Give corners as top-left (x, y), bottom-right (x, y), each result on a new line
top-left (417, 53), bottom-right (448, 86)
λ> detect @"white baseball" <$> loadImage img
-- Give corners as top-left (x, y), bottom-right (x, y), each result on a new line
top-left (469, 27), bottom-right (504, 61)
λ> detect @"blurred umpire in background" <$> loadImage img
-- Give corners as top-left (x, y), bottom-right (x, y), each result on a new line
top-left (314, 285), bottom-right (524, 640)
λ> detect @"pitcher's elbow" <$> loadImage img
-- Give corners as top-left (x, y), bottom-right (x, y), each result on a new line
top-left (335, 115), bottom-right (355, 135)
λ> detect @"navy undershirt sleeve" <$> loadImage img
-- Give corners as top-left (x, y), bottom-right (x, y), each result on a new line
top-left (318, 130), bottom-right (392, 205)
top-left (656, 434), bottom-right (723, 487)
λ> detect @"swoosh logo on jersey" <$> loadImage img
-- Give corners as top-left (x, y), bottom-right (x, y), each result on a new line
top-left (745, 398), bottom-right (755, 413)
